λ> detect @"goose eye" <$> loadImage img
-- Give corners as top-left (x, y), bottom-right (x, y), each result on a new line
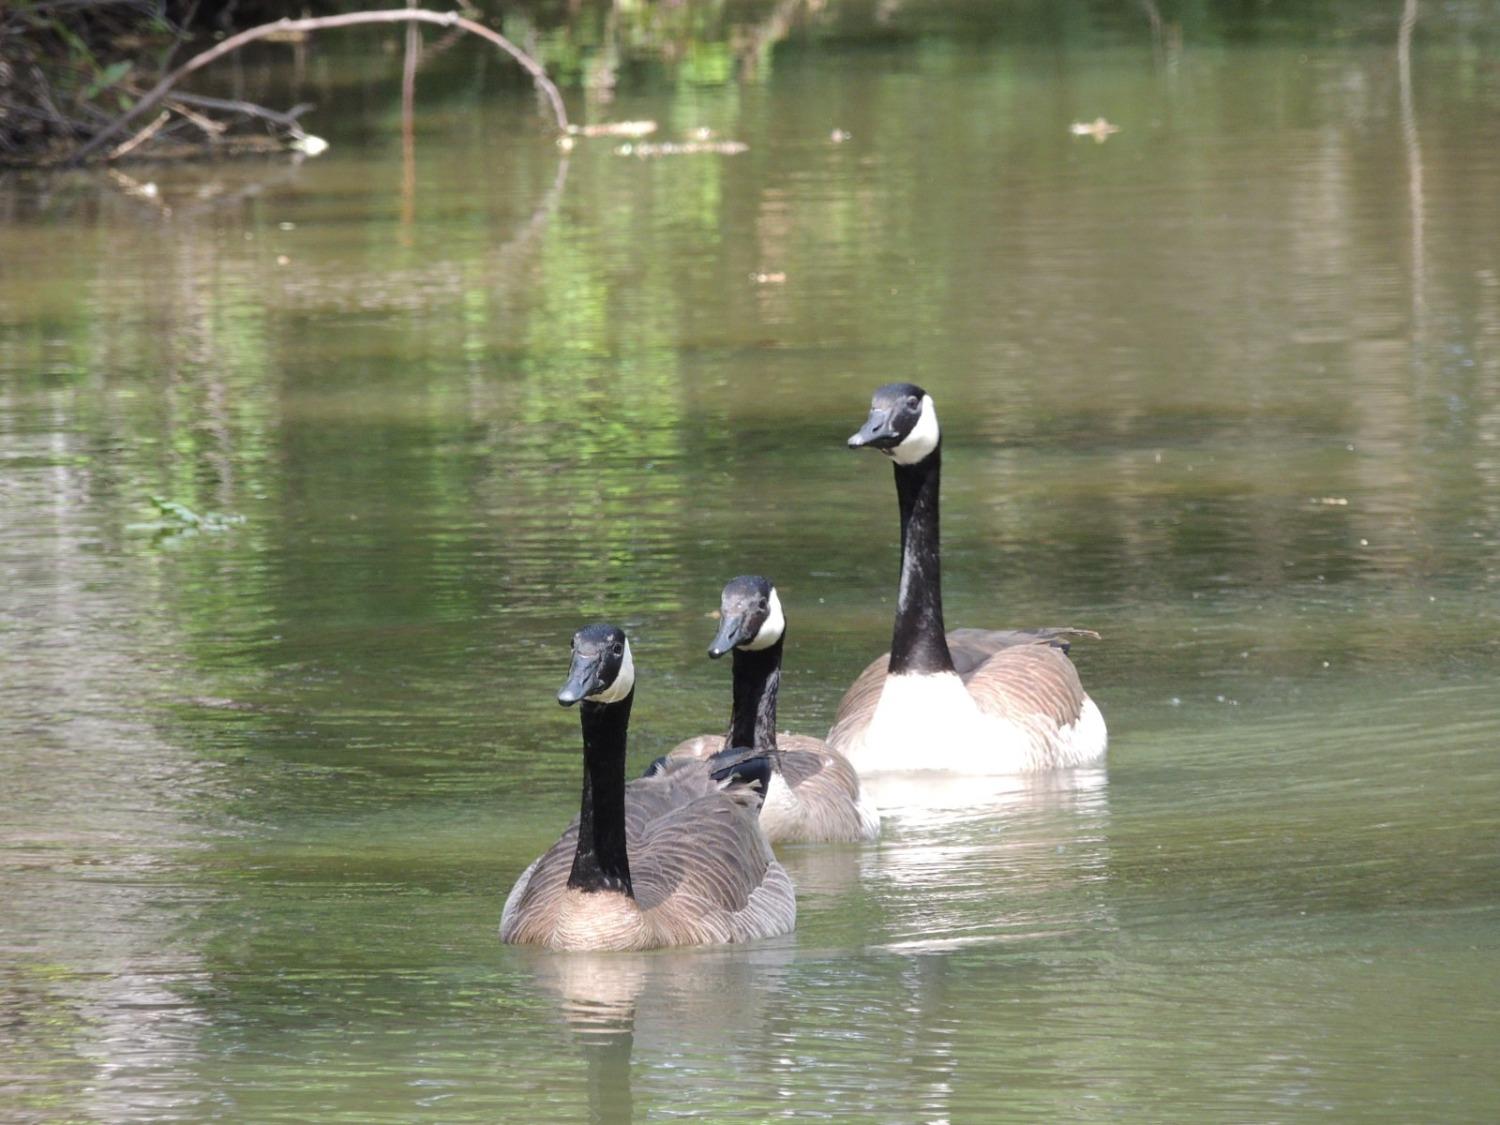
top-left (612, 642), bottom-right (623, 656)
top-left (906, 394), bottom-right (920, 411)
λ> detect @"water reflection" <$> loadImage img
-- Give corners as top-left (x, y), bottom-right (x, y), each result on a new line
top-left (0, 455), bottom-right (223, 1120)
top-left (519, 943), bottom-right (796, 1042)
top-left (1397, 0), bottom-right (1426, 344)
top-left (861, 770), bottom-right (1113, 952)
top-left (514, 943), bottom-right (798, 1122)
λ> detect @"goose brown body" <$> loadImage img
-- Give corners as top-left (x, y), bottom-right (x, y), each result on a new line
top-left (500, 775), bottom-right (794, 951)
top-left (668, 731), bottom-right (877, 844)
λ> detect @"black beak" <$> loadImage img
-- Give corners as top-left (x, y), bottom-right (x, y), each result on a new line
top-left (848, 407), bottom-right (898, 450)
top-left (557, 651), bottom-right (603, 706)
top-left (708, 613), bottom-right (754, 658)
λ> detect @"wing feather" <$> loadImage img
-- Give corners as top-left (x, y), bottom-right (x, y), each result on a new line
top-left (770, 736), bottom-right (879, 842)
top-left (670, 730), bottom-right (876, 843)
top-left (962, 644), bottom-right (1087, 731)
top-left (826, 653), bottom-right (889, 750)
top-left (501, 762), bottom-right (793, 947)
top-left (946, 626), bottom-right (1099, 674)
top-left (499, 830), bottom-right (579, 944)
top-left (632, 790), bottom-right (795, 942)
top-left (665, 733), bottom-right (723, 761)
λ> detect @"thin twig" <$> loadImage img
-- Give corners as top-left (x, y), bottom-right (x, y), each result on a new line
top-left (421, 25), bottom-right (468, 68)
top-left (28, 64), bottom-right (73, 134)
top-left (69, 8), bottom-right (569, 165)
top-left (144, 89), bottom-right (315, 129)
top-left (107, 108), bottom-right (170, 159)
top-left (166, 99), bottom-right (226, 136)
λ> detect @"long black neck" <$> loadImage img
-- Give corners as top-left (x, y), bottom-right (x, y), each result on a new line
top-left (568, 691), bottom-right (634, 896)
top-left (889, 446), bottom-right (955, 676)
top-left (724, 635), bottom-right (783, 756)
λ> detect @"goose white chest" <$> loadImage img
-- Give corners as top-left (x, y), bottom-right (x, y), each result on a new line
top-left (843, 672), bottom-right (1027, 773)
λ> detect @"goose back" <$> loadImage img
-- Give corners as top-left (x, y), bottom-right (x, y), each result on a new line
top-left (666, 732), bottom-right (879, 843)
top-left (501, 777), bottom-right (795, 951)
top-left (765, 734), bottom-right (879, 843)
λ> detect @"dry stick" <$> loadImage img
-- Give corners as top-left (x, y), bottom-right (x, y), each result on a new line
top-left (167, 99), bottom-right (227, 136)
top-left (119, 85), bottom-right (307, 145)
top-left (69, 8), bottom-right (569, 165)
top-left (165, 91), bottom-right (315, 129)
top-left (108, 109), bottom-right (171, 160)
top-left (28, 64), bottom-right (75, 135)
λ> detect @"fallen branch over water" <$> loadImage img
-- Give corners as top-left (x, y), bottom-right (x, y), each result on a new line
top-left (67, 7), bottom-right (569, 166)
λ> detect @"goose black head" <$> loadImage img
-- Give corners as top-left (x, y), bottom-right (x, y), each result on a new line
top-left (847, 382), bottom-right (940, 465)
top-left (558, 624), bottom-right (635, 706)
top-left (708, 575), bottom-right (785, 658)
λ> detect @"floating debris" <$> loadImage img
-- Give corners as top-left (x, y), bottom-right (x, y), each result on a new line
top-left (1311, 496), bottom-right (1350, 506)
top-left (688, 126), bottom-right (717, 141)
top-left (290, 133), bottom-right (329, 156)
top-left (830, 128), bottom-right (852, 143)
top-left (616, 140), bottom-right (749, 158)
top-left (750, 271), bottom-right (787, 284)
top-left (1069, 117), bottom-right (1121, 143)
top-left (567, 120), bottom-right (659, 138)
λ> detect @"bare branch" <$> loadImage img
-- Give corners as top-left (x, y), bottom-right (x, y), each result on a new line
top-left (152, 90), bottom-right (315, 129)
top-left (107, 108), bottom-right (170, 159)
top-left (165, 98), bottom-right (226, 136)
top-left (68, 7), bottom-right (569, 165)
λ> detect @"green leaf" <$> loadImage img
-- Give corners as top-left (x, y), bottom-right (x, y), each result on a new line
top-left (84, 60), bottom-right (133, 100)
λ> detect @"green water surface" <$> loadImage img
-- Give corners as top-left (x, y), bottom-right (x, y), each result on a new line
top-left (3, 3), bottom-right (1499, 1121)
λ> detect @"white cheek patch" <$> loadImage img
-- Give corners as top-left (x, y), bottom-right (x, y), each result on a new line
top-left (588, 639), bottom-right (635, 703)
top-left (741, 589), bottom-right (785, 650)
top-left (890, 394), bottom-right (940, 465)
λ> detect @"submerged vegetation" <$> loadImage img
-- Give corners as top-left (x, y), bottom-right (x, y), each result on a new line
top-left (128, 497), bottom-right (246, 542)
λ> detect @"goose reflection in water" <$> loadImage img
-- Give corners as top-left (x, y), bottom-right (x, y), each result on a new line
top-left (511, 942), bottom-right (797, 1122)
top-left (858, 768), bottom-right (1115, 955)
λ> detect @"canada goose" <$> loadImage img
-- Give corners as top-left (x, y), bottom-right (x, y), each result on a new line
top-left (662, 576), bottom-right (880, 844)
top-left (826, 384), bottom-right (1108, 774)
top-left (500, 624), bottom-right (797, 951)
